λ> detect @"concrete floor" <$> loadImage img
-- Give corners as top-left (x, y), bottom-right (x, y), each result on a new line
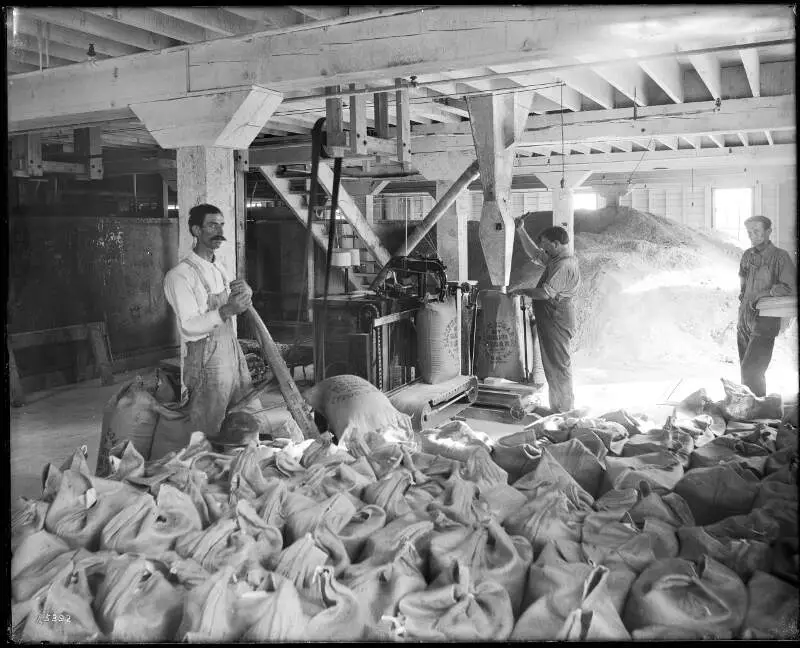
top-left (10, 358), bottom-right (796, 504)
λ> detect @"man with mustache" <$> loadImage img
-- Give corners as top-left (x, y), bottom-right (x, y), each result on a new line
top-left (510, 219), bottom-right (581, 413)
top-left (737, 215), bottom-right (796, 396)
top-left (164, 203), bottom-right (255, 439)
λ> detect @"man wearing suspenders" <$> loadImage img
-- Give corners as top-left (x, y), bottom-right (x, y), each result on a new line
top-left (163, 203), bottom-right (254, 439)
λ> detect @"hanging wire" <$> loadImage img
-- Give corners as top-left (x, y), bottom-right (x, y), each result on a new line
top-left (626, 138), bottom-right (654, 186)
top-left (559, 82), bottom-right (566, 189)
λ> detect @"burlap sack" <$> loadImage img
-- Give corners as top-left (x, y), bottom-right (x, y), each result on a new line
top-left (304, 375), bottom-right (413, 439)
top-left (623, 556), bottom-right (748, 637)
top-left (417, 297), bottom-right (461, 385)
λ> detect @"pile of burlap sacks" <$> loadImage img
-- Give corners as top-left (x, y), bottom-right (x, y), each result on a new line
top-left (11, 374), bottom-right (798, 642)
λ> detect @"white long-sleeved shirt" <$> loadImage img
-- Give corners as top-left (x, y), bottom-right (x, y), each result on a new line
top-left (163, 251), bottom-right (231, 343)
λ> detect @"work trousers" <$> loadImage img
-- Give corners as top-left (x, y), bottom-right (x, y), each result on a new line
top-left (737, 313), bottom-right (780, 397)
top-left (533, 297), bottom-right (576, 413)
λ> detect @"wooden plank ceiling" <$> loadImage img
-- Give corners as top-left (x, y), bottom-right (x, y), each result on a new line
top-left (6, 6), bottom-right (796, 187)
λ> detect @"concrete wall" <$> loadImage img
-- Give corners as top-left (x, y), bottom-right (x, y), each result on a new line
top-left (8, 216), bottom-right (180, 377)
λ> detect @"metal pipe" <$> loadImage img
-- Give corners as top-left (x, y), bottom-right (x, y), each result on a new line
top-left (369, 159), bottom-right (481, 290)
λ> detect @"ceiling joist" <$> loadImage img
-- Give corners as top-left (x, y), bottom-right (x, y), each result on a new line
top-left (151, 7), bottom-right (260, 36)
top-left (82, 8), bottom-right (214, 43)
top-left (638, 56), bottom-right (684, 104)
top-left (21, 8), bottom-right (176, 50)
top-left (13, 18), bottom-right (143, 57)
top-left (688, 53), bottom-right (722, 100)
top-left (739, 48), bottom-right (761, 97)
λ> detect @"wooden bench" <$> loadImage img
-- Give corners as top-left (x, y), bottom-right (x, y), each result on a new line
top-left (8, 321), bottom-right (114, 407)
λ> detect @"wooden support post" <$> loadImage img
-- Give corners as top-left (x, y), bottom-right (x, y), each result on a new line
top-left (75, 126), bottom-right (103, 180)
top-left (349, 83), bottom-right (368, 156)
top-left (176, 146), bottom-right (237, 274)
top-left (374, 92), bottom-right (390, 139)
top-left (162, 175), bottom-right (170, 218)
top-left (22, 133), bottom-right (43, 177)
top-left (11, 135), bottom-right (29, 177)
top-left (435, 181), bottom-right (470, 282)
top-left (467, 90), bottom-right (534, 287)
top-left (364, 195), bottom-right (375, 224)
top-left (234, 149), bottom-right (249, 282)
top-left (8, 342), bottom-right (25, 407)
top-left (325, 85), bottom-right (347, 157)
top-left (395, 78), bottom-right (411, 167)
top-left (86, 322), bottom-right (115, 385)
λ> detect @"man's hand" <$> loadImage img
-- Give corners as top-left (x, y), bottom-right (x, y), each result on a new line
top-left (220, 290), bottom-right (252, 320)
top-left (229, 279), bottom-right (253, 300)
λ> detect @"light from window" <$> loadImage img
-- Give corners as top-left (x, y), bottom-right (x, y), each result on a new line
top-left (573, 193), bottom-right (597, 211)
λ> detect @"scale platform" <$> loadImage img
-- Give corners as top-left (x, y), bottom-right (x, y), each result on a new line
top-left (388, 374), bottom-right (479, 431)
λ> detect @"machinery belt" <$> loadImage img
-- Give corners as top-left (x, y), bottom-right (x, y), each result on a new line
top-left (387, 374), bottom-right (479, 431)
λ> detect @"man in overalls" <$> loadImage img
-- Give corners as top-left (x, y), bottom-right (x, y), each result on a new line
top-left (512, 222), bottom-right (581, 412)
top-left (737, 215), bottom-right (796, 396)
top-left (163, 203), bottom-right (254, 439)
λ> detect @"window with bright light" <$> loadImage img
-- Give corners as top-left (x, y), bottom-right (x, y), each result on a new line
top-left (574, 192), bottom-right (598, 211)
top-left (713, 188), bottom-right (753, 247)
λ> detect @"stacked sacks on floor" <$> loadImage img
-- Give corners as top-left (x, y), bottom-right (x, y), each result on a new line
top-left (9, 377), bottom-right (799, 641)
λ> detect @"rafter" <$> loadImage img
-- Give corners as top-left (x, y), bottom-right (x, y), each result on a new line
top-left (6, 49), bottom-right (74, 69)
top-left (225, 7), bottom-right (305, 27)
top-left (590, 61), bottom-right (648, 106)
top-left (11, 6), bottom-right (795, 132)
top-left (739, 49), bottom-right (761, 98)
top-left (486, 64), bottom-right (582, 111)
top-left (8, 32), bottom-right (110, 63)
top-left (612, 141), bottom-right (633, 153)
top-left (512, 144), bottom-right (795, 175)
top-left (707, 133), bottom-right (724, 148)
top-left (21, 8), bottom-right (176, 50)
top-left (737, 132), bottom-right (749, 147)
top-left (152, 8), bottom-right (260, 36)
top-left (657, 136), bottom-right (680, 150)
top-left (688, 53), bottom-right (722, 100)
top-left (13, 18), bottom-right (143, 57)
top-left (555, 68), bottom-right (615, 109)
top-left (83, 8), bottom-right (214, 43)
top-left (765, 130), bottom-right (774, 145)
top-left (632, 137), bottom-right (657, 151)
top-left (6, 59), bottom-right (39, 74)
top-left (638, 56), bottom-right (684, 103)
top-left (410, 96), bottom-right (795, 153)
top-left (681, 135), bottom-right (702, 149)
top-left (287, 7), bottom-right (349, 21)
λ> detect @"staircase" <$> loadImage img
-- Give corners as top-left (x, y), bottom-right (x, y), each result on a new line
top-left (258, 165), bottom-right (381, 290)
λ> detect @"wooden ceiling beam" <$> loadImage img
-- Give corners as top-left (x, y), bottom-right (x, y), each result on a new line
top-left (512, 143), bottom-right (795, 174)
top-left (688, 53), bottom-right (722, 100)
top-left (21, 8), bottom-right (176, 50)
top-left (555, 68), bottom-right (616, 109)
top-left (11, 6), bottom-right (794, 130)
top-left (288, 7), bottom-right (349, 21)
top-left (638, 56), bottom-right (684, 103)
top-left (739, 48), bottom-right (761, 97)
top-left (7, 59), bottom-right (39, 74)
top-left (151, 8), bottom-right (260, 37)
top-left (225, 7), bottom-right (305, 27)
top-left (13, 18), bottom-right (143, 57)
top-left (6, 49), bottom-right (75, 69)
top-left (590, 61), bottom-right (649, 106)
top-left (8, 32), bottom-right (111, 63)
top-left (83, 8), bottom-right (213, 43)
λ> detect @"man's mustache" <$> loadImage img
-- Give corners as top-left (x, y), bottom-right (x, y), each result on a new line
top-left (212, 235), bottom-right (226, 241)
